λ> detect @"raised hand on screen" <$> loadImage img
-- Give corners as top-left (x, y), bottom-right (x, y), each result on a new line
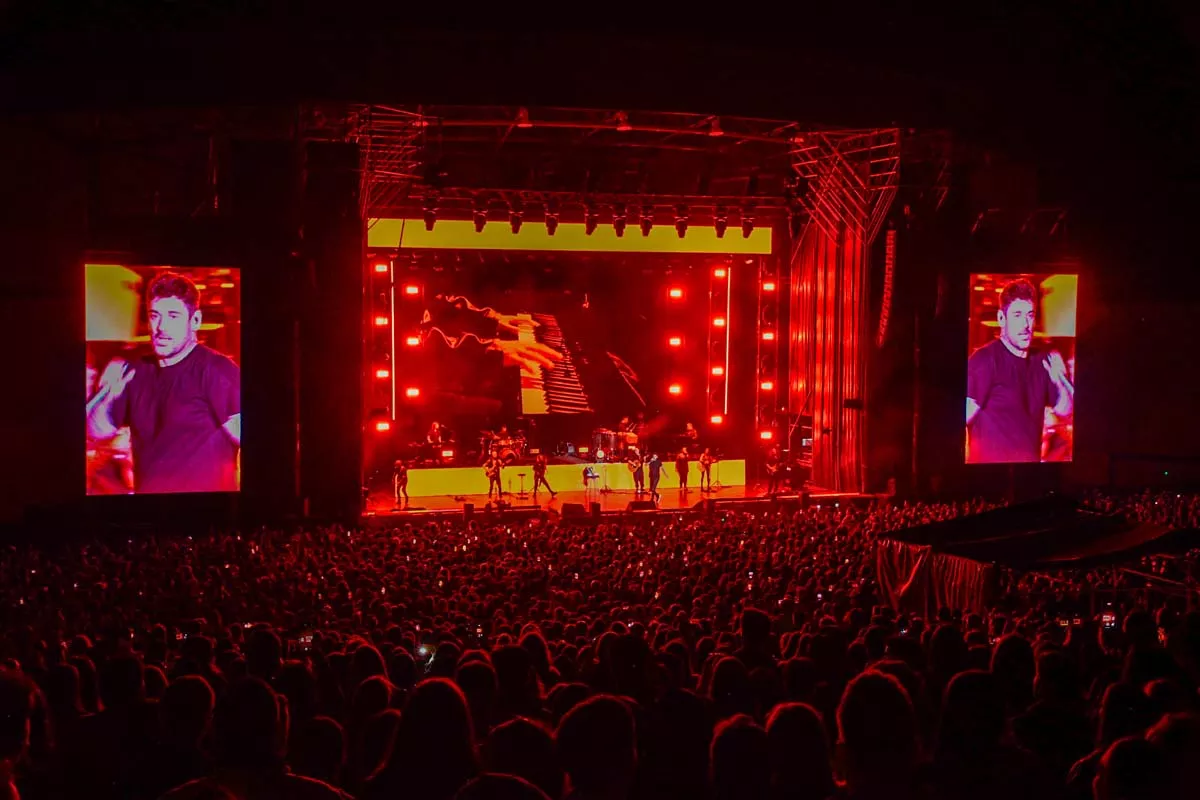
top-left (98, 357), bottom-right (136, 398)
top-left (1042, 351), bottom-right (1069, 386)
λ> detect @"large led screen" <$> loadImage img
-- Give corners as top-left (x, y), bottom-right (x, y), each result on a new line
top-left (86, 265), bottom-right (242, 494)
top-left (966, 273), bottom-right (1076, 463)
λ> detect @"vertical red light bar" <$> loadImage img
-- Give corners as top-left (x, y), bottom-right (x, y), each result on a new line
top-left (755, 259), bottom-right (780, 444)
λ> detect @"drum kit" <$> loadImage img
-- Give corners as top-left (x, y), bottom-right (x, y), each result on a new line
top-left (591, 428), bottom-right (639, 461)
top-left (481, 431), bottom-right (528, 465)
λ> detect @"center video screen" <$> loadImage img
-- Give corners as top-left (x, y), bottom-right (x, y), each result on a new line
top-left (383, 250), bottom-right (719, 467)
top-left (86, 265), bottom-right (242, 495)
top-left (966, 272), bottom-right (1077, 464)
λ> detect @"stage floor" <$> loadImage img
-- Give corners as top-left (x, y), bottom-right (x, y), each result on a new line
top-left (366, 481), bottom-right (774, 515)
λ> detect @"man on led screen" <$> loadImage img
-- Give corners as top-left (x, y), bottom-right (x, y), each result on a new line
top-left (87, 272), bottom-right (241, 492)
top-left (966, 278), bottom-right (1073, 463)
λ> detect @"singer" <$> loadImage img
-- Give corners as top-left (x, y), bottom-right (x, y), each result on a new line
top-left (87, 272), bottom-right (241, 493)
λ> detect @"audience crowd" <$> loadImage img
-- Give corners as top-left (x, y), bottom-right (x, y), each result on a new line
top-left (0, 491), bottom-right (1198, 799)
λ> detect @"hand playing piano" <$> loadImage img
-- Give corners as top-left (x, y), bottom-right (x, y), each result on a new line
top-left (487, 311), bottom-right (540, 336)
top-left (490, 338), bottom-right (563, 372)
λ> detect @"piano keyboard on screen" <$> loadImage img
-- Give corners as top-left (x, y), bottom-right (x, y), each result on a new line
top-left (516, 313), bottom-right (593, 415)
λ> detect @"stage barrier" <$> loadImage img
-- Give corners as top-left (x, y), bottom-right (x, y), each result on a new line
top-left (404, 459), bottom-right (746, 498)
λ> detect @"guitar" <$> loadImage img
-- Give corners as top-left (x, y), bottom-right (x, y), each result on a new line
top-left (484, 462), bottom-right (500, 481)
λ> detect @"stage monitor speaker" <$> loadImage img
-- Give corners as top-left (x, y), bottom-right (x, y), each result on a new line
top-left (626, 500), bottom-right (656, 512)
top-left (561, 503), bottom-right (587, 519)
top-left (590, 502), bottom-right (601, 519)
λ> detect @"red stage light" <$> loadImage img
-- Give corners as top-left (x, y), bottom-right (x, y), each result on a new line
top-left (762, 330), bottom-right (776, 341)
top-left (668, 383), bottom-right (682, 396)
top-left (668, 336), bottom-right (683, 347)
top-left (668, 287), bottom-right (684, 299)
top-left (404, 335), bottom-right (421, 347)
top-left (374, 420), bottom-right (391, 433)
top-left (711, 366), bottom-right (725, 376)
top-left (713, 316), bottom-right (726, 328)
top-left (404, 387), bottom-right (420, 398)
top-left (710, 414), bottom-right (724, 424)
top-left (440, 449), bottom-right (455, 458)
top-left (374, 263), bottom-right (389, 274)
top-left (713, 267), bottom-right (727, 278)
top-left (578, 446), bottom-right (590, 455)
top-left (219, 282), bottom-right (235, 289)
top-left (403, 284), bottom-right (420, 296)
top-left (374, 368), bottom-right (390, 379)
top-left (760, 380), bottom-right (775, 391)
top-left (762, 280), bottom-right (776, 292)
top-left (759, 430), bottom-right (775, 441)
top-left (373, 316), bottom-right (389, 327)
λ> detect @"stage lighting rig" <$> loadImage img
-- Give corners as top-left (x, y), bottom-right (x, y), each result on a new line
top-left (472, 196), bottom-right (488, 233)
top-left (545, 197), bottom-right (560, 236)
top-left (509, 198), bottom-right (524, 234)
top-left (674, 204), bottom-right (689, 238)
top-left (714, 205), bottom-right (728, 238)
top-left (613, 202), bottom-right (627, 238)
top-left (742, 202), bottom-right (756, 239)
top-left (584, 200), bottom-right (599, 236)
top-left (422, 194), bottom-right (438, 231)
top-left (640, 204), bottom-right (654, 237)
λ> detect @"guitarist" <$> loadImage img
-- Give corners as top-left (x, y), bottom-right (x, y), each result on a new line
top-left (628, 449), bottom-right (645, 495)
top-left (392, 460), bottom-right (409, 507)
top-left (765, 447), bottom-right (783, 496)
top-left (484, 456), bottom-right (503, 500)
top-left (699, 448), bottom-right (715, 492)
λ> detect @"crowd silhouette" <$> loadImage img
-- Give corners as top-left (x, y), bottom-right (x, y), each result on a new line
top-left (0, 491), bottom-right (1197, 799)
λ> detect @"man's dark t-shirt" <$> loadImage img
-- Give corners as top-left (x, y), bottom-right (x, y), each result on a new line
top-left (967, 338), bottom-right (1057, 463)
top-left (111, 344), bottom-right (240, 493)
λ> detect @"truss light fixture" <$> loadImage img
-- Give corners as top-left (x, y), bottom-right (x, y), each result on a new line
top-left (473, 198), bottom-right (488, 233)
top-left (422, 194), bottom-right (438, 231)
top-left (640, 204), bottom-right (654, 237)
top-left (515, 107), bottom-right (532, 128)
top-left (674, 204), bottom-right (689, 238)
top-left (708, 117), bottom-right (724, 137)
top-left (614, 111), bottom-right (632, 132)
top-left (510, 199), bottom-right (524, 234)
top-left (714, 205), bottom-right (728, 238)
top-left (613, 202), bottom-right (627, 238)
top-left (584, 200), bottom-right (599, 236)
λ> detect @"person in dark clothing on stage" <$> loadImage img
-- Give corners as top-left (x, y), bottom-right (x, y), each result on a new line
top-left (675, 448), bottom-right (690, 494)
top-left (699, 448), bottom-right (715, 492)
top-left (393, 460), bottom-right (409, 506)
top-left (647, 453), bottom-right (663, 504)
top-left (484, 457), bottom-right (502, 500)
top-left (966, 278), bottom-right (1073, 463)
top-left (765, 447), bottom-right (783, 496)
top-left (87, 272), bottom-right (241, 494)
top-left (531, 453), bottom-right (556, 497)
top-left (629, 451), bottom-right (645, 495)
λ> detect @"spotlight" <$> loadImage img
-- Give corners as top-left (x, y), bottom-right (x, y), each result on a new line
top-left (403, 284), bottom-right (420, 296)
top-left (762, 331), bottom-right (776, 341)
top-left (404, 387), bottom-right (421, 398)
top-left (510, 204), bottom-right (523, 234)
top-left (374, 420), bottom-right (392, 433)
top-left (546, 197), bottom-right (560, 236)
top-left (711, 366), bottom-right (725, 376)
top-left (515, 107), bottom-right (532, 128)
top-left (440, 449), bottom-right (456, 459)
top-left (762, 280), bottom-right (777, 292)
top-left (668, 383), bottom-right (682, 396)
top-left (713, 268), bottom-right (727, 278)
top-left (375, 368), bottom-right (390, 379)
top-left (373, 262), bottom-right (389, 274)
top-left (613, 203), bottom-right (627, 238)
top-left (712, 316), bottom-right (726, 328)
top-left (674, 204), bottom-right (688, 238)
top-left (585, 200), bottom-right (599, 235)
top-left (759, 430), bottom-right (774, 441)
top-left (668, 336), bottom-right (683, 348)
top-left (714, 205), bottom-right (728, 238)
top-left (374, 316), bottom-right (389, 327)
top-left (422, 194), bottom-right (438, 231)
top-left (668, 287), bottom-right (684, 300)
top-left (405, 336), bottom-right (421, 347)
top-left (473, 209), bottom-right (487, 233)
top-left (760, 380), bottom-right (775, 391)
top-left (614, 111), bottom-right (632, 131)
top-left (742, 202), bottom-right (756, 239)
top-left (710, 414), bottom-right (724, 424)
top-left (640, 204), bottom-right (654, 237)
